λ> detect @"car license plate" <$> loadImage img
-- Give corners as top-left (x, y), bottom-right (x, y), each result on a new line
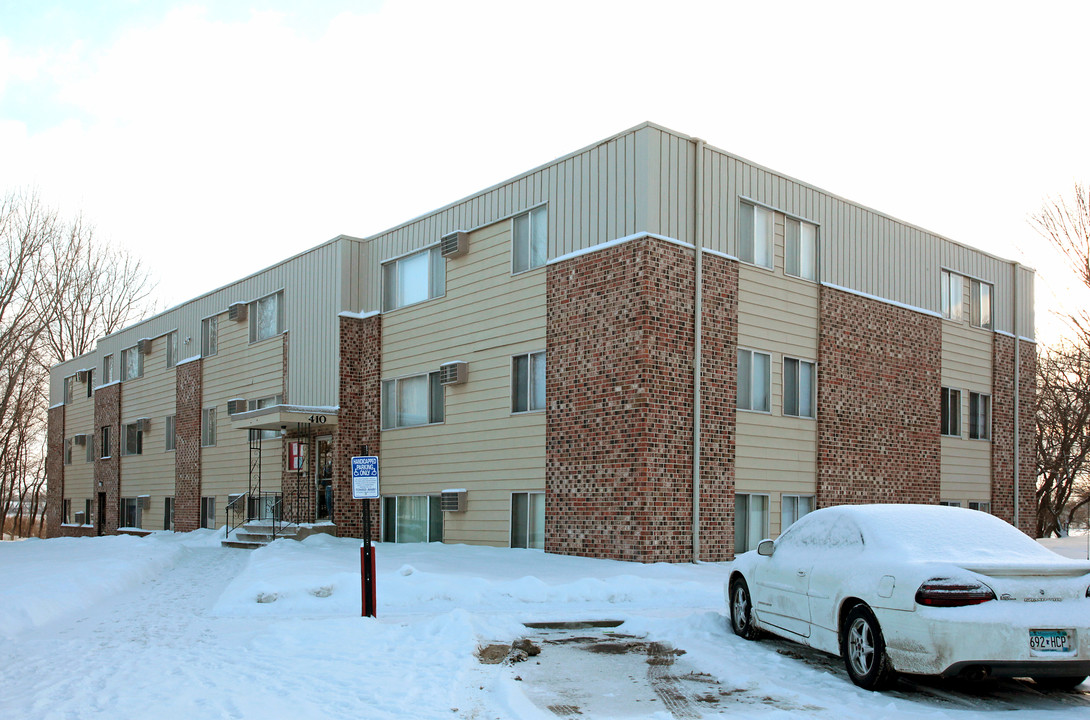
top-left (1029, 629), bottom-right (1071, 653)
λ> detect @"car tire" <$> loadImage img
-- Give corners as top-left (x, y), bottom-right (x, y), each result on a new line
top-left (841, 604), bottom-right (895, 691)
top-left (1033, 676), bottom-right (1087, 691)
top-left (729, 577), bottom-right (760, 640)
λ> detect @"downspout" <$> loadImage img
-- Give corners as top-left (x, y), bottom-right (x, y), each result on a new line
top-left (692, 138), bottom-right (705, 563)
top-left (1012, 262), bottom-right (1020, 531)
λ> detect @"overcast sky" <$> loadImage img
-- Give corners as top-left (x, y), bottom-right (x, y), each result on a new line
top-left (2, 0), bottom-right (1087, 344)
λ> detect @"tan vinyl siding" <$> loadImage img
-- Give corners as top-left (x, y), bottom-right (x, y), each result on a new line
top-left (735, 211), bottom-right (820, 538)
top-left (61, 377), bottom-right (96, 523)
top-left (380, 219), bottom-right (546, 547)
top-left (117, 350), bottom-right (176, 530)
top-left (941, 436), bottom-right (992, 503)
top-left (200, 311), bottom-right (285, 510)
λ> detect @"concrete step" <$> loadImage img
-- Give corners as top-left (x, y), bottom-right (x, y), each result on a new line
top-left (221, 540), bottom-right (265, 550)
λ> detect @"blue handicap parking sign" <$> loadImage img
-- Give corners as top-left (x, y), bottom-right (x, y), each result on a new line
top-left (351, 456), bottom-right (380, 499)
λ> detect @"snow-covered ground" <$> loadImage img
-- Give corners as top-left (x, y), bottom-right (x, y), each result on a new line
top-left (1, 531), bottom-right (1087, 719)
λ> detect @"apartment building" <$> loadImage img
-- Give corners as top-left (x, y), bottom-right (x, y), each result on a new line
top-left (46, 122), bottom-right (1036, 562)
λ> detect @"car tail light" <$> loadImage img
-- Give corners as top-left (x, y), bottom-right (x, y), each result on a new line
top-left (915, 578), bottom-right (996, 607)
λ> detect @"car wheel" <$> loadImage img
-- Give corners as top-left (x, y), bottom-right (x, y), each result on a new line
top-left (1033, 676), bottom-right (1087, 691)
top-left (841, 604), bottom-right (895, 690)
top-left (729, 577), bottom-right (759, 640)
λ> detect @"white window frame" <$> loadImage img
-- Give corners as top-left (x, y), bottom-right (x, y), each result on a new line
top-left (102, 354), bottom-right (113, 384)
top-left (738, 202), bottom-right (774, 270)
top-left (382, 246), bottom-right (445, 312)
top-left (782, 357), bottom-right (816, 419)
top-left (122, 422), bottom-right (143, 456)
top-left (737, 349), bottom-right (771, 413)
top-left (62, 498), bottom-right (72, 524)
top-left (100, 426), bottom-right (111, 459)
top-left (941, 387), bottom-right (961, 437)
top-left (939, 500), bottom-right (962, 507)
top-left (121, 345), bottom-right (143, 381)
top-left (735, 493), bottom-right (770, 554)
top-left (202, 316), bottom-right (219, 357)
top-left (85, 369), bottom-right (94, 398)
top-left (510, 491), bottom-right (545, 549)
top-left (63, 376), bottom-right (75, 404)
top-left (512, 206), bottom-right (548, 274)
top-left (785, 218), bottom-right (817, 281)
top-left (968, 501), bottom-right (991, 513)
top-left (250, 291), bottom-right (283, 343)
top-left (201, 407), bottom-right (217, 447)
top-left (165, 331), bottom-right (178, 368)
top-left (164, 497), bottom-right (175, 531)
top-left (512, 351), bottom-right (546, 413)
top-left (200, 496), bottom-right (216, 529)
top-left (85, 433), bottom-right (95, 462)
top-left (969, 392), bottom-right (991, 440)
top-left (941, 269), bottom-right (964, 321)
top-left (165, 415), bottom-right (176, 452)
top-left (970, 278), bottom-right (993, 330)
top-left (119, 497), bottom-right (142, 529)
top-left (247, 395), bottom-right (283, 440)
top-left (64, 438), bottom-right (73, 465)
top-left (381, 372), bottom-right (444, 429)
top-left (381, 495), bottom-right (443, 543)
top-left (781, 494), bottom-right (814, 531)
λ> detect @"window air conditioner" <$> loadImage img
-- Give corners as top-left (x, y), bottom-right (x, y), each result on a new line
top-left (227, 398), bottom-right (246, 415)
top-left (439, 361), bottom-right (468, 386)
top-left (138, 338), bottom-right (152, 354)
top-left (73, 434), bottom-right (88, 446)
top-left (228, 302), bottom-right (248, 322)
top-left (137, 418), bottom-right (151, 432)
top-left (441, 489), bottom-right (467, 512)
top-left (139, 496), bottom-right (151, 510)
top-left (440, 231), bottom-right (468, 258)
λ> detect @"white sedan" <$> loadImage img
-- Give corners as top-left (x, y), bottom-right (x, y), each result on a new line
top-left (726, 504), bottom-right (1090, 691)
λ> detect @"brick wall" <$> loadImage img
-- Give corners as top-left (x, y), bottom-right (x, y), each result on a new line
top-left (333, 315), bottom-right (382, 540)
top-left (174, 360), bottom-right (202, 532)
top-left (45, 405), bottom-right (65, 537)
top-left (992, 335), bottom-right (1037, 535)
top-left (545, 237), bottom-right (737, 563)
top-left (817, 287), bottom-right (942, 506)
top-left (94, 383), bottom-right (122, 535)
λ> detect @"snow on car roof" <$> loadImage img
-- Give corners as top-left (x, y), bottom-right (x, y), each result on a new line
top-left (813, 504), bottom-right (1058, 562)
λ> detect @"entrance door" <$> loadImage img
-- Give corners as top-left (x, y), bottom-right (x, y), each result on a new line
top-left (96, 492), bottom-right (106, 536)
top-left (315, 436), bottom-right (333, 522)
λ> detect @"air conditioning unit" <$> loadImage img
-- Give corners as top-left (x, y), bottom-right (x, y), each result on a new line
top-left (76, 370), bottom-right (89, 383)
top-left (228, 302), bottom-right (248, 322)
top-left (439, 361), bottom-right (468, 386)
top-left (137, 418), bottom-right (151, 432)
top-left (441, 489), bottom-right (467, 512)
top-left (138, 338), bottom-right (152, 354)
top-left (139, 496), bottom-right (151, 510)
top-left (73, 434), bottom-right (88, 446)
top-left (440, 231), bottom-right (468, 258)
top-left (227, 398), bottom-right (247, 415)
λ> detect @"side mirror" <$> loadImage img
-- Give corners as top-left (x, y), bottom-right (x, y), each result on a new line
top-left (757, 539), bottom-right (775, 557)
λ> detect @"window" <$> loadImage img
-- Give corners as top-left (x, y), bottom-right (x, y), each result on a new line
top-left (941, 387), bottom-right (961, 437)
top-left (102, 354), bottom-right (113, 384)
top-left (969, 392), bottom-right (991, 440)
top-left (85, 435), bottom-right (95, 462)
top-left (512, 206), bottom-right (548, 273)
top-left (64, 438), bottom-right (73, 465)
top-left (86, 369), bottom-right (94, 397)
top-left (247, 395), bottom-right (283, 440)
top-left (969, 501), bottom-right (991, 513)
top-left (100, 426), bottom-right (111, 458)
top-left (165, 415), bottom-right (176, 451)
top-left (119, 497), bottom-right (141, 529)
top-left (738, 202), bottom-right (773, 269)
top-left (939, 500), bottom-right (962, 507)
top-left (970, 279), bottom-right (993, 330)
top-left (785, 218), bottom-right (817, 281)
top-left (735, 493), bottom-right (769, 554)
top-left (201, 496), bottom-right (216, 529)
top-left (941, 270), bottom-right (964, 321)
top-left (781, 494), bottom-right (814, 530)
top-left (121, 345), bottom-right (143, 381)
top-left (201, 408), bottom-right (217, 447)
top-left (511, 492), bottom-right (545, 549)
top-left (63, 376), bottom-right (75, 404)
top-left (123, 422), bottom-right (143, 456)
top-left (381, 495), bottom-right (443, 543)
top-left (382, 247), bottom-right (445, 312)
top-left (84, 498), bottom-right (92, 525)
top-left (62, 499), bottom-right (71, 524)
top-left (164, 497), bottom-right (175, 531)
top-left (165, 331), bottom-right (178, 368)
top-left (202, 316), bottom-right (219, 357)
top-left (512, 351), bottom-right (546, 413)
top-left (783, 358), bottom-right (816, 418)
top-left (381, 373), bottom-right (444, 429)
top-left (737, 349), bottom-right (771, 412)
top-left (250, 291), bottom-right (283, 342)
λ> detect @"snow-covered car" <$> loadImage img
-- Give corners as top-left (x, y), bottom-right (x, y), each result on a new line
top-left (726, 504), bottom-right (1090, 691)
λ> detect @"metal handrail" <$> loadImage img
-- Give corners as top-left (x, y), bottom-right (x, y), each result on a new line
top-left (225, 492), bottom-right (250, 539)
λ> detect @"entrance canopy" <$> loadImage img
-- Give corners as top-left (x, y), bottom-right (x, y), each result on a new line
top-left (229, 404), bottom-right (339, 432)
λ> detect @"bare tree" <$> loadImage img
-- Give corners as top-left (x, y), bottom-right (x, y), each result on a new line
top-left (1035, 345), bottom-right (1090, 537)
top-left (1032, 183), bottom-right (1090, 536)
